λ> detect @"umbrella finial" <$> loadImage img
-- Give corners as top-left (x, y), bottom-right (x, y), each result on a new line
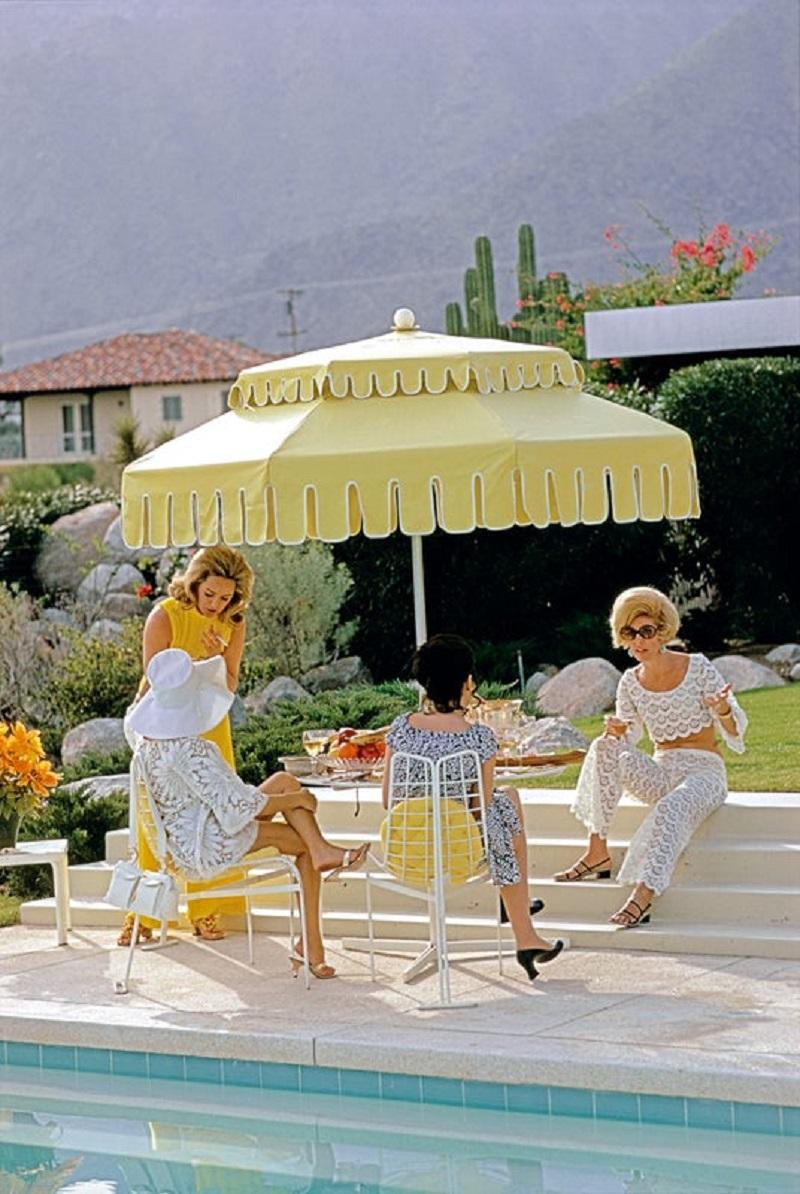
top-left (392, 307), bottom-right (418, 331)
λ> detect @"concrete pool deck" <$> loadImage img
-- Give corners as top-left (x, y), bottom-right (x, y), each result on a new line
top-left (0, 924), bottom-right (797, 1108)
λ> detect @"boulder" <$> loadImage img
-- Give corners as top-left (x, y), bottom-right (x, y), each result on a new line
top-left (98, 592), bottom-right (148, 621)
top-left (40, 607), bottom-right (77, 628)
top-left (300, 655), bottom-right (373, 693)
top-left (35, 501), bottom-right (119, 593)
top-left (61, 717), bottom-right (129, 765)
top-left (156, 546), bottom-right (194, 589)
top-left (77, 562), bottom-right (146, 603)
top-left (87, 618), bottom-right (125, 641)
top-left (765, 644), bottom-right (800, 667)
top-left (537, 657), bottom-right (622, 718)
top-left (229, 693), bottom-right (247, 729)
top-left (102, 514), bottom-right (149, 565)
top-left (712, 655), bottom-right (786, 691)
top-left (524, 670), bottom-right (552, 697)
top-left (244, 676), bottom-right (310, 714)
top-left (519, 715), bottom-right (590, 754)
top-left (790, 663), bottom-right (800, 683)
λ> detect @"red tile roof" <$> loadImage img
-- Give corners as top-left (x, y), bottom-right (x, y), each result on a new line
top-left (0, 330), bottom-right (280, 394)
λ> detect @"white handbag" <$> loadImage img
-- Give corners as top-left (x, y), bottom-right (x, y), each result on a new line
top-left (105, 858), bottom-right (179, 923)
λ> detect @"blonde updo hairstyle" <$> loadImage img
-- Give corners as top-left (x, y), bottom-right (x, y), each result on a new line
top-left (610, 586), bottom-right (680, 649)
top-left (168, 545), bottom-right (254, 624)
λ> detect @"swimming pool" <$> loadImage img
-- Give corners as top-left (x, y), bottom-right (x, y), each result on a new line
top-left (1, 1046), bottom-right (797, 1193)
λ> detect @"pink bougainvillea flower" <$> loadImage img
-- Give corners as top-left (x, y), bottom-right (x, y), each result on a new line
top-left (137, 583), bottom-right (154, 599)
top-left (609, 358), bottom-right (622, 369)
top-left (740, 245), bottom-right (756, 272)
top-left (710, 223), bottom-right (732, 249)
top-left (555, 319), bottom-right (566, 331)
top-left (699, 244), bottom-right (718, 267)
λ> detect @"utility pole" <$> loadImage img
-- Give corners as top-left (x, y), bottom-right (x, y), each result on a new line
top-left (278, 288), bottom-right (306, 354)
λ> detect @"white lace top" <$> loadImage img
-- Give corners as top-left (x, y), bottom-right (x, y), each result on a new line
top-left (134, 737), bottom-right (266, 879)
top-left (616, 653), bottom-right (747, 754)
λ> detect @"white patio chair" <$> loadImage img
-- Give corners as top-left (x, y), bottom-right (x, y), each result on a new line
top-left (361, 749), bottom-right (497, 1010)
top-left (113, 756), bottom-right (310, 994)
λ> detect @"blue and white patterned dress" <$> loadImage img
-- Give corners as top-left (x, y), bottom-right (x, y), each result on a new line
top-left (385, 714), bottom-right (522, 886)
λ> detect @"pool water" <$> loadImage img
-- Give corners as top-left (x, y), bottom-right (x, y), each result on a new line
top-left (1, 1063), bottom-right (797, 1194)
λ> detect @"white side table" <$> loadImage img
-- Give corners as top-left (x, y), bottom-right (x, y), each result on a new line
top-left (0, 838), bottom-right (71, 945)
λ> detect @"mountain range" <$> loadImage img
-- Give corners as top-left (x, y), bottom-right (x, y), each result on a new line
top-left (1, 0), bottom-right (797, 368)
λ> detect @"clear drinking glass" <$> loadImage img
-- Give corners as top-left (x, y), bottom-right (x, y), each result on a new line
top-left (302, 729), bottom-right (335, 774)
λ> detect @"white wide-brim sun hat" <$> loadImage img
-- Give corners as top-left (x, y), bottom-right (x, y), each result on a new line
top-left (125, 648), bottom-right (234, 739)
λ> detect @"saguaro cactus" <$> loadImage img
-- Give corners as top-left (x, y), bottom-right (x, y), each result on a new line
top-left (517, 223), bottom-right (537, 303)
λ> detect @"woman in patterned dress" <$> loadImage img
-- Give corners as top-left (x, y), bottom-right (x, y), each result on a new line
top-left (554, 587), bottom-right (747, 928)
top-left (382, 635), bottom-right (563, 983)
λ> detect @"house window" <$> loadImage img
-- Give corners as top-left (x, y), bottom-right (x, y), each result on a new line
top-left (0, 400), bottom-right (23, 459)
top-left (162, 393), bottom-right (183, 422)
top-left (61, 401), bottom-right (93, 454)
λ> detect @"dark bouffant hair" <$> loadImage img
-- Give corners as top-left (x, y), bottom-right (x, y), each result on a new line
top-left (411, 634), bottom-right (475, 713)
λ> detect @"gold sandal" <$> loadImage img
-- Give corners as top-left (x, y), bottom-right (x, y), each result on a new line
top-left (191, 914), bottom-right (226, 940)
top-left (116, 912), bottom-right (153, 947)
top-left (290, 943), bottom-right (336, 980)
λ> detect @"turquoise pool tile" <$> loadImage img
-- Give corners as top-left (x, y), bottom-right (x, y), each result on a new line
top-left (0, 1040), bottom-right (6, 1064)
top-left (339, 1068), bottom-right (380, 1099)
top-left (77, 1048), bottom-right (111, 1075)
top-left (421, 1076), bottom-right (463, 1107)
top-left (640, 1094), bottom-right (686, 1126)
top-left (7, 1041), bottom-right (40, 1067)
top-left (185, 1055), bottom-right (222, 1084)
top-left (112, 1050), bottom-right (148, 1078)
top-left (733, 1101), bottom-right (781, 1136)
top-left (549, 1085), bottom-right (594, 1119)
top-left (595, 1090), bottom-right (640, 1123)
top-left (148, 1052), bottom-right (185, 1081)
top-left (687, 1097), bottom-right (733, 1132)
top-left (507, 1083), bottom-right (549, 1115)
top-left (42, 1044), bottom-right (76, 1071)
top-left (781, 1106), bottom-right (800, 1137)
top-left (463, 1079), bottom-right (506, 1111)
top-left (261, 1062), bottom-right (299, 1092)
top-left (223, 1058), bottom-right (261, 1089)
top-left (300, 1065), bottom-right (340, 1095)
top-left (380, 1071), bottom-right (422, 1103)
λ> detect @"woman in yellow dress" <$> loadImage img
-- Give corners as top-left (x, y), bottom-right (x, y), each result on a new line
top-left (118, 544), bottom-right (255, 945)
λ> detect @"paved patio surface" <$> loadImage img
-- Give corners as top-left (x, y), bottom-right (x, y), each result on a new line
top-left (0, 925), bottom-right (798, 1107)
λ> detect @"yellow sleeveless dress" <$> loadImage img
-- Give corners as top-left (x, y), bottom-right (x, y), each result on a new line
top-left (136, 597), bottom-right (245, 923)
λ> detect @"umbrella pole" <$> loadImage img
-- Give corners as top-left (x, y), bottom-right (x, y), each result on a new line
top-left (411, 535), bottom-right (427, 646)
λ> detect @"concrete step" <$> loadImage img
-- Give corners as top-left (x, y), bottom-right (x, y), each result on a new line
top-left (66, 861), bottom-right (115, 898)
top-left (105, 829), bottom-right (130, 864)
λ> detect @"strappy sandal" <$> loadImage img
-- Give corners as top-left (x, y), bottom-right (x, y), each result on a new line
top-left (554, 856), bottom-right (612, 882)
top-left (610, 898), bottom-right (652, 928)
top-left (290, 943), bottom-right (336, 980)
top-left (191, 914), bottom-right (226, 940)
top-left (116, 913), bottom-right (153, 947)
top-left (323, 843), bottom-right (369, 883)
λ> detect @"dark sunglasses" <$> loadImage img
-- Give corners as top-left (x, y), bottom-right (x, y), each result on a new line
top-left (619, 623), bottom-right (661, 641)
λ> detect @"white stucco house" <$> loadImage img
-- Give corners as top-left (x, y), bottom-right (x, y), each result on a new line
top-left (0, 329), bottom-right (279, 464)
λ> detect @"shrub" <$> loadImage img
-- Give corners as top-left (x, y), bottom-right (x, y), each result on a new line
top-left (0, 583), bottom-right (56, 722)
top-left (10, 783), bottom-right (129, 899)
top-left (0, 482), bottom-right (117, 590)
top-left (233, 684), bottom-right (414, 783)
top-left (655, 357), bottom-right (800, 643)
top-left (242, 542), bottom-right (357, 677)
top-left (45, 620), bottom-right (142, 731)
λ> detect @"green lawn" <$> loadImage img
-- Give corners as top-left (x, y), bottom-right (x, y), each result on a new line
top-left (0, 892), bottom-right (22, 928)
top-left (523, 684), bottom-right (800, 792)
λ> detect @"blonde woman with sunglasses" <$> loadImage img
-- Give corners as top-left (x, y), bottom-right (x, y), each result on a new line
top-left (554, 586), bottom-right (746, 928)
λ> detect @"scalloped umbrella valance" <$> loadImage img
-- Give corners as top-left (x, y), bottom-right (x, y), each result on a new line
top-left (122, 309), bottom-right (699, 643)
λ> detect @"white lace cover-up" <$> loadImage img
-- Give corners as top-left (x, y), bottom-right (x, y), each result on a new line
top-left (571, 654), bottom-right (747, 895)
top-left (135, 737), bottom-right (267, 880)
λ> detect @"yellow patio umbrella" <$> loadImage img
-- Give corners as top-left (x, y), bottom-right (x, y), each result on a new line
top-left (122, 308), bottom-right (699, 643)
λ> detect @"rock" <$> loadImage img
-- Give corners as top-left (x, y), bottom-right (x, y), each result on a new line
top-left (87, 618), bottom-right (125, 641)
top-left (77, 562), bottom-right (146, 603)
top-left (61, 718), bottom-right (129, 765)
top-left (712, 655), bottom-right (786, 691)
top-left (537, 657), bottom-right (622, 718)
top-left (765, 644), bottom-right (800, 667)
top-left (102, 514), bottom-right (146, 565)
top-left (519, 715), bottom-right (590, 754)
top-left (97, 592), bottom-right (149, 621)
top-left (59, 773), bottom-right (130, 800)
top-left (524, 671), bottom-right (551, 697)
top-left (300, 656), bottom-right (373, 693)
top-left (229, 693), bottom-right (247, 728)
top-left (34, 501), bottom-right (119, 593)
top-left (790, 663), bottom-right (800, 683)
top-left (156, 546), bottom-right (193, 589)
top-left (244, 676), bottom-right (310, 714)
top-left (40, 607), bottom-right (77, 628)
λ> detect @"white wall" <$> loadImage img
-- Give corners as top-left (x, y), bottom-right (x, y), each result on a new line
top-left (130, 380), bottom-right (231, 443)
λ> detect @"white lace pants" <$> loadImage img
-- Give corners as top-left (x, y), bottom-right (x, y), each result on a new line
top-left (571, 739), bottom-right (727, 895)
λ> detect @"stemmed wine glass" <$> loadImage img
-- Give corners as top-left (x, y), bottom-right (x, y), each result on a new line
top-left (302, 729), bottom-right (335, 775)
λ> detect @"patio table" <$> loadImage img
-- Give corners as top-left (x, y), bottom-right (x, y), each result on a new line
top-left (0, 838), bottom-right (71, 945)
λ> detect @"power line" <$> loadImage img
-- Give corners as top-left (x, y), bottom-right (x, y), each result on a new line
top-left (277, 288), bottom-right (306, 354)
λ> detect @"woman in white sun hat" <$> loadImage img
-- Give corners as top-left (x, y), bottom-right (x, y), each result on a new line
top-left (126, 648), bottom-right (368, 979)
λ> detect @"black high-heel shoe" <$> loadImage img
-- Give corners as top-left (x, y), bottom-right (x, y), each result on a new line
top-left (515, 939), bottom-right (565, 982)
top-left (499, 897), bottom-right (545, 924)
